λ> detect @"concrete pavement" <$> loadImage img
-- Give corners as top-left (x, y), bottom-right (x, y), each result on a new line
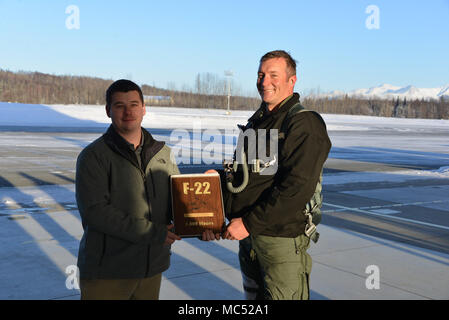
top-left (1, 128), bottom-right (448, 300)
top-left (1, 198), bottom-right (448, 300)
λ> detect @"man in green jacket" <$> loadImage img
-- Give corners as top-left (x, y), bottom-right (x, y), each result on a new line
top-left (76, 79), bottom-right (181, 300)
top-left (223, 50), bottom-right (332, 299)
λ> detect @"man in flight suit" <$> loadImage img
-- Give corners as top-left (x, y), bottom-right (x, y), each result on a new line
top-left (223, 50), bottom-right (331, 300)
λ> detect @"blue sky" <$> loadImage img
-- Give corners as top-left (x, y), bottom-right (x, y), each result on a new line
top-left (0, 0), bottom-right (448, 96)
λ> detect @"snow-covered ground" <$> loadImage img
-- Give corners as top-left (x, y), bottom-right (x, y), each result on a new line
top-left (1, 101), bottom-right (448, 184)
top-left (1, 101), bottom-right (448, 130)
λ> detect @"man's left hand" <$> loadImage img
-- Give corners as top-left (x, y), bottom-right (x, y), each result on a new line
top-left (201, 229), bottom-right (221, 241)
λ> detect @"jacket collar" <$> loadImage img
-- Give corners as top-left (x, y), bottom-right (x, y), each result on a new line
top-left (247, 92), bottom-right (300, 126)
top-left (141, 128), bottom-right (165, 169)
top-left (103, 125), bottom-right (165, 171)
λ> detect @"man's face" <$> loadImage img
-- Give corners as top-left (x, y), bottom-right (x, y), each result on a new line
top-left (257, 57), bottom-right (296, 111)
top-left (106, 90), bottom-right (146, 135)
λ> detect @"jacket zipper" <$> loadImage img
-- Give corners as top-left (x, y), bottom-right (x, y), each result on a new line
top-left (99, 233), bottom-right (107, 266)
top-left (140, 166), bottom-right (153, 277)
top-left (148, 169), bottom-right (156, 197)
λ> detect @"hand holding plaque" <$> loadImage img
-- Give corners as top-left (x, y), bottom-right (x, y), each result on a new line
top-left (170, 173), bottom-right (225, 238)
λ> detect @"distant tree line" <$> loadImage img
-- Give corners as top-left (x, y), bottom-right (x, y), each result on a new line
top-left (0, 69), bottom-right (260, 110)
top-left (0, 70), bottom-right (108, 105)
top-left (0, 69), bottom-right (447, 119)
top-left (302, 95), bottom-right (449, 119)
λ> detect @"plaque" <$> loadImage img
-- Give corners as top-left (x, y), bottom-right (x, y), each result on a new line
top-left (170, 173), bottom-right (225, 237)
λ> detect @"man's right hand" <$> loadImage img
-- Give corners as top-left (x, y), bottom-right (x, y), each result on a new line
top-left (165, 224), bottom-right (181, 245)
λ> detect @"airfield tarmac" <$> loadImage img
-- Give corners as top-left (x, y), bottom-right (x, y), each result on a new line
top-left (0, 123), bottom-right (448, 300)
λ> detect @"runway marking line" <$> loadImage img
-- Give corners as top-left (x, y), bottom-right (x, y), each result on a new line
top-left (323, 199), bottom-right (449, 212)
top-left (323, 202), bottom-right (449, 231)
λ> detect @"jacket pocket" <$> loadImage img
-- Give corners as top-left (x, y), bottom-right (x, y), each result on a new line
top-left (83, 230), bottom-right (106, 267)
top-left (252, 235), bottom-right (295, 264)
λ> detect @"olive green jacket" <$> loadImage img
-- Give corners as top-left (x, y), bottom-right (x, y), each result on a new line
top-left (76, 125), bottom-right (180, 280)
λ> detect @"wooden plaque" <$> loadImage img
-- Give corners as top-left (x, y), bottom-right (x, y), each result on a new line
top-left (170, 173), bottom-right (225, 237)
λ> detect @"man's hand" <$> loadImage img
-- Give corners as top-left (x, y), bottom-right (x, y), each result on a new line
top-left (204, 169), bottom-right (218, 174)
top-left (201, 229), bottom-right (221, 241)
top-left (223, 218), bottom-right (249, 240)
top-left (165, 224), bottom-right (181, 245)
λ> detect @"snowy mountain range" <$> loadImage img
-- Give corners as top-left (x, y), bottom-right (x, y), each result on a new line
top-left (314, 84), bottom-right (449, 101)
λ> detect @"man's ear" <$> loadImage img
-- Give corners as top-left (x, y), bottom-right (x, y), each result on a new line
top-left (105, 105), bottom-right (111, 118)
top-left (289, 75), bottom-right (297, 87)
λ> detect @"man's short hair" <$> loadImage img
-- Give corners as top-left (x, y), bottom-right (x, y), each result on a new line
top-left (260, 50), bottom-right (297, 77)
top-left (106, 79), bottom-right (144, 110)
